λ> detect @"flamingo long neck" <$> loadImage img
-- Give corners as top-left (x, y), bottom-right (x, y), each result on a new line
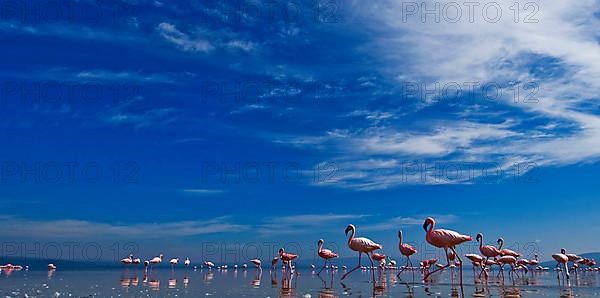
top-left (427, 220), bottom-right (434, 235)
top-left (318, 241), bottom-right (323, 253)
top-left (498, 239), bottom-right (504, 250)
top-left (478, 236), bottom-right (483, 249)
top-left (399, 230), bottom-right (403, 245)
top-left (347, 227), bottom-right (355, 246)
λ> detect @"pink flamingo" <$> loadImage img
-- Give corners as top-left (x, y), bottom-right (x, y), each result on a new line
top-left (132, 257), bottom-right (141, 266)
top-left (397, 229), bottom-right (417, 277)
top-left (149, 254), bottom-right (163, 269)
top-left (496, 255), bottom-right (527, 278)
top-left (250, 259), bottom-right (262, 269)
top-left (475, 233), bottom-right (501, 278)
top-left (465, 254), bottom-right (484, 274)
top-left (317, 239), bottom-right (338, 275)
top-left (279, 248), bottom-right (298, 274)
top-left (169, 258), bottom-right (179, 270)
top-left (552, 249), bottom-right (570, 279)
top-left (121, 254), bottom-right (133, 266)
top-left (340, 224), bottom-right (382, 281)
top-left (497, 238), bottom-right (520, 257)
top-left (184, 257), bottom-right (191, 268)
top-left (422, 217), bottom-right (472, 284)
top-left (371, 253), bottom-right (387, 269)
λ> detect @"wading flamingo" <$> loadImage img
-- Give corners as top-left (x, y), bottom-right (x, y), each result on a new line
top-left (465, 254), bottom-right (484, 274)
top-left (149, 254), bottom-right (163, 269)
top-left (270, 257), bottom-right (279, 270)
top-left (371, 253), bottom-right (387, 269)
top-left (170, 258), bottom-right (179, 270)
top-left (184, 257), bottom-right (190, 268)
top-left (496, 255), bottom-right (527, 279)
top-left (121, 254), bottom-right (133, 265)
top-left (132, 257), bottom-right (141, 265)
top-left (204, 261), bottom-right (215, 269)
top-left (250, 259), bottom-right (262, 269)
top-left (340, 224), bottom-right (382, 282)
top-left (47, 263), bottom-right (57, 270)
top-left (552, 249), bottom-right (570, 280)
top-left (279, 248), bottom-right (298, 274)
top-left (497, 238), bottom-right (520, 257)
top-left (397, 229), bottom-right (417, 277)
top-left (423, 217), bottom-right (472, 284)
top-left (476, 233), bottom-right (501, 278)
top-left (317, 239), bottom-right (338, 275)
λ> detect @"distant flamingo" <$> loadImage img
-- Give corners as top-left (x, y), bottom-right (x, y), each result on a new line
top-left (496, 255), bottom-right (527, 278)
top-left (317, 239), bottom-right (338, 275)
top-left (144, 260), bottom-right (149, 272)
top-left (149, 254), bottom-right (163, 269)
top-left (270, 257), bottom-right (279, 270)
top-left (47, 263), bottom-right (57, 270)
top-left (204, 261), bottom-right (215, 269)
top-left (422, 217), bottom-right (472, 284)
top-left (340, 224), bottom-right (382, 282)
top-left (397, 229), bottom-right (417, 277)
top-left (528, 254), bottom-right (539, 268)
top-left (497, 238), bottom-right (520, 257)
top-left (121, 254), bottom-right (133, 265)
top-left (169, 258), bottom-right (179, 270)
top-left (132, 257), bottom-right (141, 265)
top-left (250, 259), bottom-right (262, 269)
top-left (279, 248), bottom-right (298, 274)
top-left (184, 257), bottom-right (190, 268)
top-left (552, 249), bottom-right (570, 279)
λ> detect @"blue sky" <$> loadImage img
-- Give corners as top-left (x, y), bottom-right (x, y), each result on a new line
top-left (1, 0), bottom-right (600, 263)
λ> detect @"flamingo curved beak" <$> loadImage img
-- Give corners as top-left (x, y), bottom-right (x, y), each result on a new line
top-left (344, 226), bottom-right (351, 236)
top-left (422, 221), bottom-right (428, 232)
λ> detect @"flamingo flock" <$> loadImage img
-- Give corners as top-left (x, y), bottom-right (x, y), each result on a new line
top-left (13, 216), bottom-right (596, 291)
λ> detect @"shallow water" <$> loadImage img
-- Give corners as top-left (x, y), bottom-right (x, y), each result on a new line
top-left (0, 267), bottom-right (596, 297)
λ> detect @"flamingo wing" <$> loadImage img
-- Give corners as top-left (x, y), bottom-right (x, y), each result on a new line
top-left (429, 229), bottom-right (472, 248)
top-left (319, 248), bottom-right (338, 259)
top-left (350, 237), bottom-right (382, 252)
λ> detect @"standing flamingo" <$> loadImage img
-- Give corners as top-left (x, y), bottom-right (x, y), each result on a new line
top-left (270, 257), bottom-right (279, 270)
top-left (149, 254), bottom-right (163, 269)
top-left (476, 233), bottom-right (501, 278)
top-left (250, 259), bottom-right (262, 269)
top-left (169, 258), bottom-right (179, 270)
top-left (317, 239), bottom-right (338, 275)
top-left (397, 229), bottom-right (417, 277)
top-left (340, 224), bottom-right (382, 282)
top-left (422, 217), bottom-right (472, 284)
top-left (132, 257), bottom-right (141, 266)
top-left (552, 249), bottom-right (570, 280)
top-left (497, 238), bottom-right (520, 257)
top-left (184, 257), bottom-right (190, 268)
top-left (279, 248), bottom-right (298, 274)
top-left (121, 254), bottom-right (133, 266)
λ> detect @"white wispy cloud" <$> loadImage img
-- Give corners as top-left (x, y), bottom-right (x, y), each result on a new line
top-left (0, 215), bottom-right (248, 240)
top-left (156, 22), bottom-right (214, 53)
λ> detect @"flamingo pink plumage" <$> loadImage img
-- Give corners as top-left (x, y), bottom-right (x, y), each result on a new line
top-left (497, 238), bottom-right (520, 257)
top-left (552, 248), bottom-right (570, 279)
top-left (475, 233), bottom-right (501, 278)
top-left (121, 254), bottom-right (133, 265)
top-left (317, 239), bottom-right (338, 275)
top-left (279, 248), bottom-right (298, 274)
top-left (397, 229), bottom-right (417, 277)
top-left (423, 217), bottom-right (472, 284)
top-left (340, 224), bottom-right (382, 281)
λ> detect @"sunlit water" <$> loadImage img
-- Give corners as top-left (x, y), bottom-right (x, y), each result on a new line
top-left (0, 267), bottom-right (596, 297)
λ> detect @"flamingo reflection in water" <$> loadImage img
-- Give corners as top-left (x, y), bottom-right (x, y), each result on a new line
top-left (251, 267), bottom-right (262, 288)
top-left (279, 272), bottom-right (297, 298)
